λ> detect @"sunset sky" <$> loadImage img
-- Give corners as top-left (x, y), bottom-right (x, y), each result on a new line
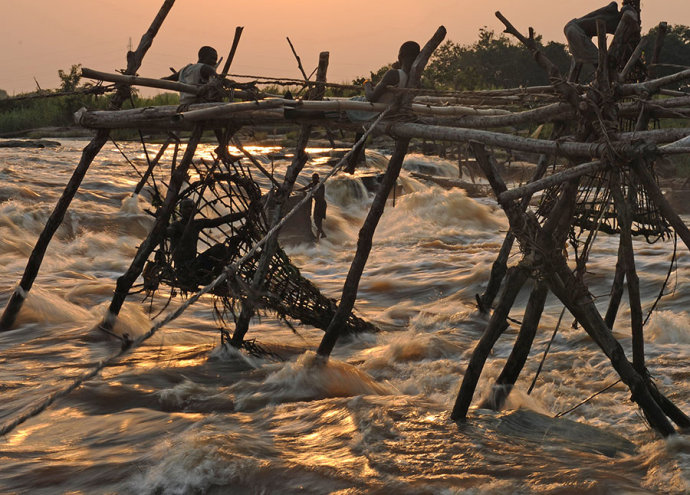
top-left (1, 0), bottom-right (689, 96)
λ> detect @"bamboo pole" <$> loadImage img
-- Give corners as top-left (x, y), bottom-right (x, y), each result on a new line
top-left (317, 26), bottom-right (447, 359)
top-left (0, 0), bottom-right (176, 331)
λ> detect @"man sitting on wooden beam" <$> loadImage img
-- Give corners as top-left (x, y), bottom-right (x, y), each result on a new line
top-left (344, 41), bottom-right (421, 173)
top-left (563, 1), bottom-right (637, 80)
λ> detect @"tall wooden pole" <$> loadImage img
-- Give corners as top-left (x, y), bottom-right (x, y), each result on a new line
top-left (102, 125), bottom-right (204, 331)
top-left (317, 27), bottom-right (447, 359)
top-left (479, 282), bottom-right (548, 411)
top-left (0, 0), bottom-right (176, 331)
top-left (451, 265), bottom-right (529, 420)
top-left (231, 52), bottom-right (329, 347)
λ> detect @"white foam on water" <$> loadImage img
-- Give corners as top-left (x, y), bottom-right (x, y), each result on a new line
top-left (14, 286), bottom-right (92, 325)
top-left (376, 187), bottom-right (506, 243)
top-left (646, 310), bottom-right (690, 344)
top-left (639, 437), bottom-right (690, 494)
top-left (402, 153), bottom-right (461, 178)
top-left (156, 379), bottom-right (216, 410)
top-left (233, 351), bottom-right (396, 411)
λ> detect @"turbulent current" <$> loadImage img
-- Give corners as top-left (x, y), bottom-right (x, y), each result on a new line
top-left (0, 139), bottom-right (688, 494)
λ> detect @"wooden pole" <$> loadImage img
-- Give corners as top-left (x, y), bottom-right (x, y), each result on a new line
top-left (470, 143), bottom-right (678, 436)
top-left (0, 0), bottom-right (176, 331)
top-left (102, 125), bottom-right (204, 331)
top-left (286, 37), bottom-right (310, 82)
top-left (604, 239), bottom-right (627, 329)
top-left (133, 139), bottom-right (170, 195)
top-left (317, 26), bottom-right (447, 359)
top-left (479, 282), bottom-right (548, 411)
top-left (477, 130), bottom-right (557, 312)
top-left (230, 126), bottom-right (311, 346)
top-left (610, 171), bottom-right (645, 373)
top-left (231, 52), bottom-right (329, 346)
top-left (220, 27), bottom-right (244, 78)
top-left (317, 139), bottom-right (411, 358)
top-left (451, 266), bottom-right (529, 421)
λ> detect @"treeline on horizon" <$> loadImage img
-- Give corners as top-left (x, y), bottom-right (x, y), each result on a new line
top-left (0, 25), bottom-right (689, 135)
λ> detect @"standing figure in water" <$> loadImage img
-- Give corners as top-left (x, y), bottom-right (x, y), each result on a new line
top-left (344, 41), bottom-right (421, 174)
top-left (301, 173), bottom-right (327, 240)
top-left (166, 198), bottom-right (248, 285)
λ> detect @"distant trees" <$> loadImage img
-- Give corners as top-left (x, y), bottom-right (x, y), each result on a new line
top-left (357, 28), bottom-right (571, 90)
top-left (643, 24), bottom-right (690, 89)
top-left (356, 25), bottom-right (689, 91)
top-left (424, 28), bottom-right (570, 90)
top-left (58, 64), bottom-right (82, 92)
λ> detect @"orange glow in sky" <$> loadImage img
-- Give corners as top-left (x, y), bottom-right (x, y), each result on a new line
top-left (1, 0), bottom-right (688, 95)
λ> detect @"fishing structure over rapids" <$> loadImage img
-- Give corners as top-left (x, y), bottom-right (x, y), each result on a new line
top-left (1, 0), bottom-right (689, 438)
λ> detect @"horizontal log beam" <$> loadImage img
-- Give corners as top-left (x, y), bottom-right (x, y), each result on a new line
top-left (498, 160), bottom-right (607, 204)
top-left (81, 67), bottom-right (255, 100)
top-left (385, 122), bottom-right (608, 157)
top-left (176, 98), bottom-right (290, 121)
top-left (619, 68), bottom-right (690, 96)
top-left (82, 67), bottom-right (202, 95)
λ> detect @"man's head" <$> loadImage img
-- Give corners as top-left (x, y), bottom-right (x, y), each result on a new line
top-left (198, 46), bottom-right (218, 66)
top-left (179, 198), bottom-right (196, 219)
top-left (311, 173), bottom-right (320, 184)
top-left (398, 41), bottom-right (421, 67)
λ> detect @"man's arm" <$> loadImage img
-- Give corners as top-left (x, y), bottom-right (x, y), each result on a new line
top-left (196, 209), bottom-right (248, 229)
top-left (364, 69), bottom-right (401, 103)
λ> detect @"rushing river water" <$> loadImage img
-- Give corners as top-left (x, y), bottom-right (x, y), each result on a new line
top-left (0, 138), bottom-right (688, 494)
